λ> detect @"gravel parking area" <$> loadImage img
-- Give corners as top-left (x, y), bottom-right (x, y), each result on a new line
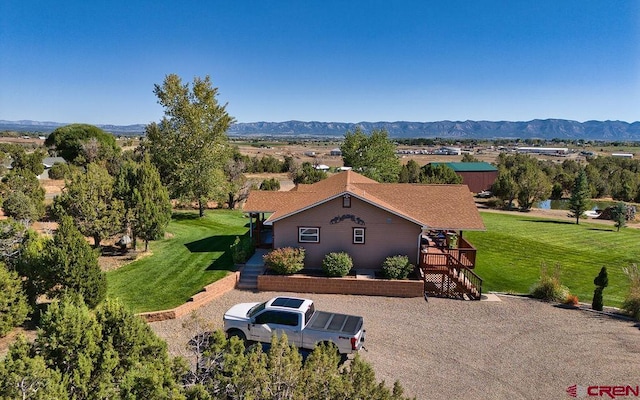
top-left (150, 290), bottom-right (640, 400)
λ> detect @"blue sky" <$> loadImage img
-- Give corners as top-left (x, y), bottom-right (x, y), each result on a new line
top-left (1, 1), bottom-right (639, 125)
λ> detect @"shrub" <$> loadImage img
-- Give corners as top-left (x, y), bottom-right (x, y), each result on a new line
top-left (381, 255), bottom-right (415, 280)
top-left (230, 235), bottom-right (255, 264)
top-left (263, 247), bottom-right (305, 275)
top-left (530, 262), bottom-right (569, 302)
top-left (322, 252), bottom-right (353, 277)
top-left (259, 178), bottom-right (281, 191)
top-left (564, 294), bottom-right (579, 306)
top-left (48, 162), bottom-right (73, 180)
top-left (622, 264), bottom-right (640, 320)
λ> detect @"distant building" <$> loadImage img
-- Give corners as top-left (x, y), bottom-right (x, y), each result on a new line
top-left (330, 148), bottom-right (342, 156)
top-left (516, 147), bottom-right (568, 155)
top-left (612, 153), bottom-right (634, 158)
top-left (433, 146), bottom-right (461, 155)
top-left (429, 162), bottom-right (498, 193)
top-left (314, 164), bottom-right (330, 170)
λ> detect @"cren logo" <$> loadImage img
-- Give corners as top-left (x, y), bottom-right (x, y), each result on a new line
top-left (567, 385), bottom-right (640, 399)
top-left (567, 385), bottom-right (578, 398)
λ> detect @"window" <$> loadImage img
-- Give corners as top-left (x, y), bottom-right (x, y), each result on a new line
top-left (343, 194), bottom-right (351, 208)
top-left (353, 227), bottom-right (365, 244)
top-left (254, 311), bottom-right (299, 327)
top-left (299, 227), bottom-right (319, 243)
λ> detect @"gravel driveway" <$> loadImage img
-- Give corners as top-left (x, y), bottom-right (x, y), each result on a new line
top-left (150, 290), bottom-right (640, 400)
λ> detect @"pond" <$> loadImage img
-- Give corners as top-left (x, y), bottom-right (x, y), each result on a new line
top-left (535, 199), bottom-right (616, 211)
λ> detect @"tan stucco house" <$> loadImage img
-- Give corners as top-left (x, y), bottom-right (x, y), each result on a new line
top-left (243, 171), bottom-right (485, 279)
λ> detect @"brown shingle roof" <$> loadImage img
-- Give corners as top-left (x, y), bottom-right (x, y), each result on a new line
top-left (242, 171), bottom-right (485, 230)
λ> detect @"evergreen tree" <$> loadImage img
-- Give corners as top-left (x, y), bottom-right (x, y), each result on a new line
top-left (45, 123), bottom-right (119, 166)
top-left (53, 162), bottom-right (124, 248)
top-left (0, 335), bottom-right (68, 400)
top-left (419, 164), bottom-right (462, 184)
top-left (0, 170), bottom-right (46, 224)
top-left (398, 160), bottom-right (421, 183)
top-left (611, 202), bottom-right (627, 232)
top-left (0, 263), bottom-right (29, 337)
top-left (568, 169), bottom-right (591, 224)
top-left (592, 266), bottom-right (609, 311)
top-left (45, 215), bottom-right (106, 308)
top-left (133, 156), bottom-right (172, 251)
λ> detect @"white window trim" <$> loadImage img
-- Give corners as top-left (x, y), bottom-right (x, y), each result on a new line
top-left (353, 227), bottom-right (365, 244)
top-left (299, 227), bottom-right (320, 243)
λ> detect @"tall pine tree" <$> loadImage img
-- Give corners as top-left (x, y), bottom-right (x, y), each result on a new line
top-left (568, 169), bottom-right (591, 224)
top-left (45, 215), bottom-right (106, 308)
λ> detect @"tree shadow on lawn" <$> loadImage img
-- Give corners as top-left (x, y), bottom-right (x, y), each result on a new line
top-left (521, 219), bottom-right (575, 225)
top-left (588, 227), bottom-right (614, 232)
top-left (184, 235), bottom-right (237, 271)
top-left (184, 235), bottom-right (237, 253)
top-left (171, 212), bottom-right (201, 221)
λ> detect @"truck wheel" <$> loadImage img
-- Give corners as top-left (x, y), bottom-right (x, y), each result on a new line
top-left (227, 329), bottom-right (247, 343)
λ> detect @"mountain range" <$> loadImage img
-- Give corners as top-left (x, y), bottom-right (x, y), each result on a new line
top-left (2, 119), bottom-right (640, 141)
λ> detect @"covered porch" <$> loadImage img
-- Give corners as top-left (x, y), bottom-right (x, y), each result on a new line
top-left (247, 212), bottom-right (273, 249)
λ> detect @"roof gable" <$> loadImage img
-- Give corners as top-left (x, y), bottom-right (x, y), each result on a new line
top-left (243, 171), bottom-right (485, 230)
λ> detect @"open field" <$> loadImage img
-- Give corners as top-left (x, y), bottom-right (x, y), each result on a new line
top-left (468, 211), bottom-right (640, 307)
top-left (106, 210), bottom-right (248, 313)
top-left (151, 290), bottom-right (640, 400)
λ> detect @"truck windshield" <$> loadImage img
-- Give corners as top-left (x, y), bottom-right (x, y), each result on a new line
top-left (248, 302), bottom-right (266, 318)
top-left (304, 303), bottom-right (315, 326)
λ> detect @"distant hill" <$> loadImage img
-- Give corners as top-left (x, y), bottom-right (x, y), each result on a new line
top-left (2, 119), bottom-right (640, 141)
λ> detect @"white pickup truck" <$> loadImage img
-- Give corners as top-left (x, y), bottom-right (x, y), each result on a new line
top-left (223, 296), bottom-right (366, 356)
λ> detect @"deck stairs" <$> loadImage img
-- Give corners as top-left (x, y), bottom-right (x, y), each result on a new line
top-left (420, 254), bottom-right (483, 300)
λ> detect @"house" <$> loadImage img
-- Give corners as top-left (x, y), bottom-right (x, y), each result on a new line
top-left (428, 162), bottom-right (498, 193)
top-left (243, 170), bottom-right (486, 299)
top-left (329, 148), bottom-right (342, 156)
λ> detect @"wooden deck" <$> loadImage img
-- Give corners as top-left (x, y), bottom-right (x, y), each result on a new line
top-left (419, 236), bottom-right (482, 300)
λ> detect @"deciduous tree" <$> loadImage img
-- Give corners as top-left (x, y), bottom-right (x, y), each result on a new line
top-left (341, 128), bottom-right (400, 182)
top-left (145, 74), bottom-right (234, 217)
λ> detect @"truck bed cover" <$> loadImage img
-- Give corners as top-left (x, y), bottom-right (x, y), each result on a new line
top-left (307, 311), bottom-right (363, 335)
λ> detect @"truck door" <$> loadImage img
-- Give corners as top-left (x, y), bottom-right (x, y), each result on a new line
top-left (251, 311), bottom-right (303, 346)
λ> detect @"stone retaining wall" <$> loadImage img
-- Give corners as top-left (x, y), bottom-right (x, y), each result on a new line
top-left (257, 274), bottom-right (423, 297)
top-left (138, 271), bottom-right (240, 322)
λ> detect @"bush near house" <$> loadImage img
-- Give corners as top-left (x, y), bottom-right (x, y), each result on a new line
top-left (322, 252), bottom-right (353, 277)
top-left (263, 247), bottom-right (305, 275)
top-left (381, 255), bottom-right (414, 279)
top-left (230, 235), bottom-right (255, 264)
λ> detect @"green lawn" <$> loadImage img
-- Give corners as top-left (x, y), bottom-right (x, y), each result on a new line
top-left (466, 212), bottom-right (640, 307)
top-left (107, 210), bottom-right (249, 313)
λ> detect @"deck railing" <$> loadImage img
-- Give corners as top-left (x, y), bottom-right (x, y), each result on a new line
top-left (419, 237), bottom-right (482, 300)
top-left (419, 238), bottom-right (477, 269)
